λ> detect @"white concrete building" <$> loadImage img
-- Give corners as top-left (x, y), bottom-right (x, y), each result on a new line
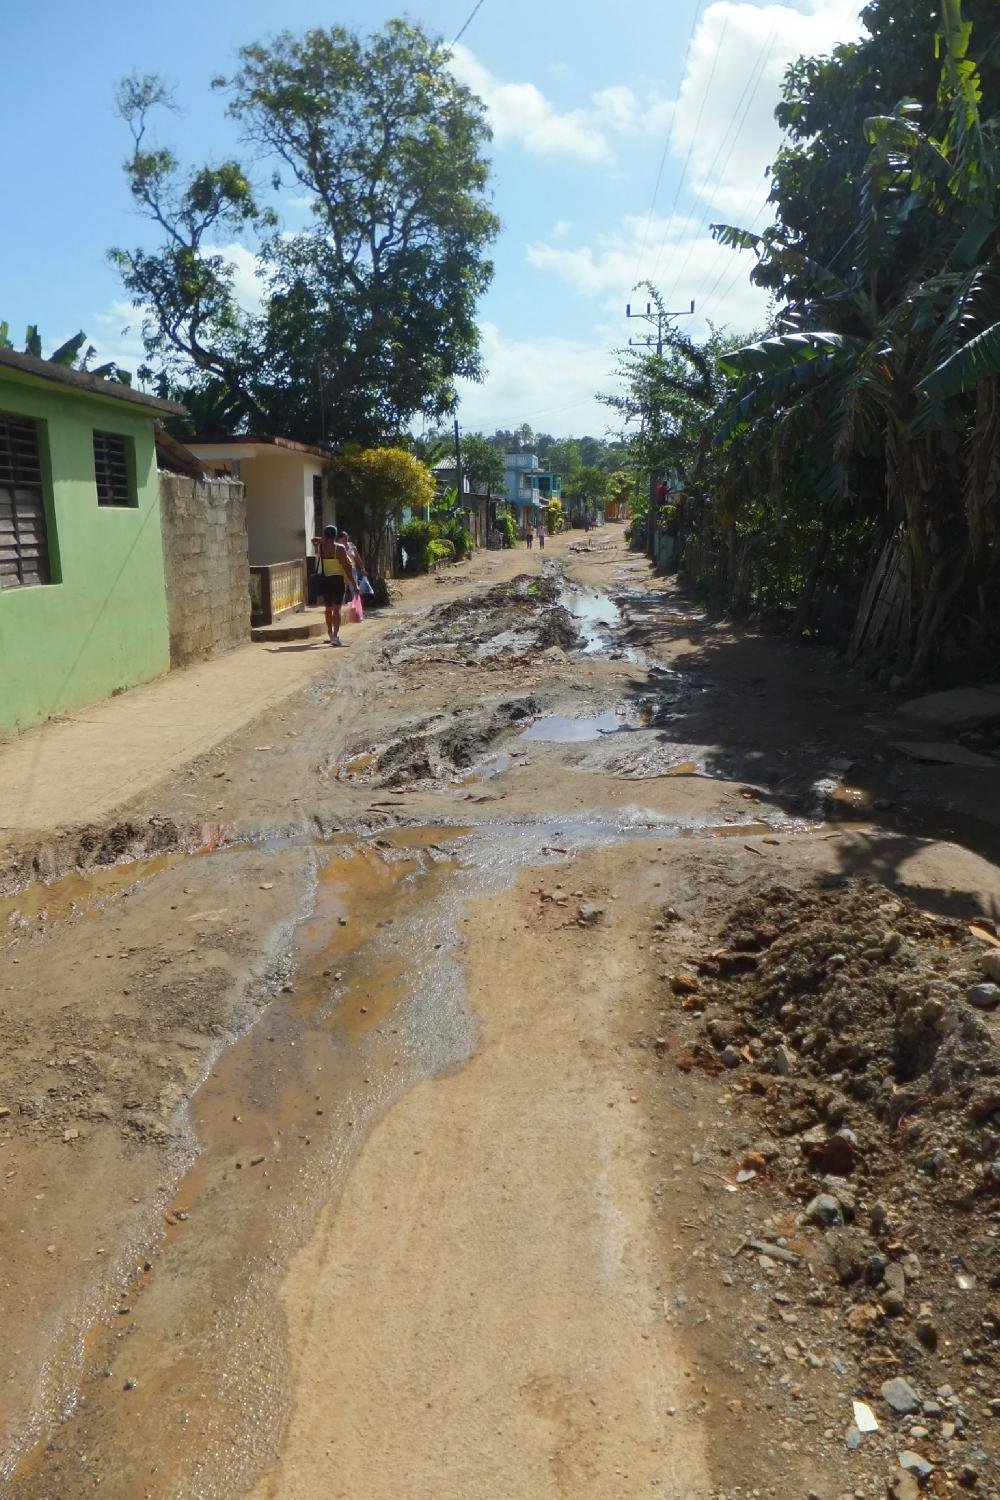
top-left (185, 435), bottom-right (327, 567)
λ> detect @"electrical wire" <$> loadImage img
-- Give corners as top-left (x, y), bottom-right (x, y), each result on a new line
top-left (656, 1), bottom-right (792, 307)
top-left (692, 170), bottom-right (771, 310)
top-left (640, 8), bottom-right (731, 288)
top-left (631, 0), bottom-right (705, 282)
top-left (696, 194), bottom-right (773, 321)
top-left (452, 0), bottom-right (487, 45)
top-left (688, 4), bottom-right (1000, 322)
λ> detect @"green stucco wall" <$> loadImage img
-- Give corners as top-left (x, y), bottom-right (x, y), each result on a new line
top-left (0, 367), bottom-right (170, 735)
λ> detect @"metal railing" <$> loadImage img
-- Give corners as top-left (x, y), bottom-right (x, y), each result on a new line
top-left (249, 558), bottom-right (307, 627)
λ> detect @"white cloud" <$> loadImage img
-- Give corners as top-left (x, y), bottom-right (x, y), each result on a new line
top-left (449, 44), bottom-right (613, 164)
top-left (204, 242), bottom-right (266, 317)
top-left (87, 301), bottom-right (150, 376)
top-left (670, 0), bottom-right (865, 216)
top-left (527, 211), bottom-right (769, 332)
top-left (447, 47), bottom-right (679, 165)
top-left (456, 321), bottom-right (620, 436)
top-left (592, 85), bottom-right (640, 134)
top-left (527, 0), bottom-right (864, 327)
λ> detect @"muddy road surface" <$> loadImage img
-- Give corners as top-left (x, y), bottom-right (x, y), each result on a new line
top-left (2, 534), bottom-right (999, 1500)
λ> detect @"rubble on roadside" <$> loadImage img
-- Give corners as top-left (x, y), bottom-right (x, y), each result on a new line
top-left (663, 878), bottom-right (1000, 1498)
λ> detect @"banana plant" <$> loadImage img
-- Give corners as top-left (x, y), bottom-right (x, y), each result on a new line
top-left (0, 321), bottom-right (133, 384)
top-left (709, 1), bottom-right (999, 672)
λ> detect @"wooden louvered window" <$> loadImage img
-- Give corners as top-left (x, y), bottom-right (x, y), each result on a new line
top-left (93, 430), bottom-right (134, 507)
top-left (0, 412), bottom-right (51, 589)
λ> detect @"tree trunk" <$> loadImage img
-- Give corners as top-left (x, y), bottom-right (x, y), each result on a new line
top-left (965, 377), bottom-right (1000, 583)
top-left (887, 419), bottom-right (932, 600)
top-left (903, 548), bottom-right (967, 684)
top-left (794, 515), bottom-right (833, 634)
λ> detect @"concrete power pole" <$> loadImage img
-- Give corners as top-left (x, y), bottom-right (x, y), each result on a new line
top-left (453, 417), bottom-right (464, 503)
top-left (624, 298), bottom-right (695, 561)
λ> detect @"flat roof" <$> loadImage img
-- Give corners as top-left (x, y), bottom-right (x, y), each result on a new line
top-left (0, 347), bottom-right (186, 415)
top-left (188, 433), bottom-right (329, 459)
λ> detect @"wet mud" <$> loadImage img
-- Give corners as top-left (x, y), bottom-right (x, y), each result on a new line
top-left (3, 536), bottom-right (999, 1499)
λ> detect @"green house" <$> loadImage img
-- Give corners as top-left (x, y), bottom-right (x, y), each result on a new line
top-left (0, 349), bottom-right (184, 735)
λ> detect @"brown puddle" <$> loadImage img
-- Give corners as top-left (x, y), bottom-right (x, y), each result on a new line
top-left (340, 750), bottom-right (375, 777)
top-left (0, 850), bottom-right (193, 947)
top-left (6, 832), bottom-right (474, 1500)
top-left (374, 822), bottom-right (473, 850)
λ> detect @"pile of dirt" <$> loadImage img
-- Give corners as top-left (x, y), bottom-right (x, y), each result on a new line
top-left (676, 879), bottom-right (1000, 1494)
top-left (390, 573), bottom-right (581, 661)
top-left (337, 697), bottom-right (539, 787)
top-left (0, 816), bottom-right (187, 896)
top-left (696, 882), bottom-right (1000, 1192)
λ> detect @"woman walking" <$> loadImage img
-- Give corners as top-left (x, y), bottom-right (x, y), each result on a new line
top-left (312, 525), bottom-right (353, 645)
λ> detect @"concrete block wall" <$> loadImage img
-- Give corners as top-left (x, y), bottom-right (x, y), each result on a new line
top-left (158, 474), bottom-right (251, 668)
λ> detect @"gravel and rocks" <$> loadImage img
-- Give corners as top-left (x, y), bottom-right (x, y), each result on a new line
top-left (664, 877), bottom-right (1000, 1498)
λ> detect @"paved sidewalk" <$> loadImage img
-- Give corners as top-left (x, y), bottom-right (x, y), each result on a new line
top-left (0, 628), bottom-right (340, 833)
top-left (0, 545), bottom-right (534, 838)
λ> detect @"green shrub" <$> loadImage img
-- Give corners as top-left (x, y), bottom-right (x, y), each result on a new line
top-left (399, 518), bottom-right (438, 572)
top-left (496, 511), bottom-right (518, 548)
top-left (427, 537), bottom-right (456, 565)
top-left (441, 518), bottom-right (473, 559)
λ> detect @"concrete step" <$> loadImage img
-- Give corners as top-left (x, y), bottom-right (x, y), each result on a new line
top-left (252, 615), bottom-right (327, 642)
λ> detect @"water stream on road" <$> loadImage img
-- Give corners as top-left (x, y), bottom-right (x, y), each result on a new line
top-left (13, 807), bottom-right (812, 1497)
top-left (6, 555), bottom-right (1000, 1497)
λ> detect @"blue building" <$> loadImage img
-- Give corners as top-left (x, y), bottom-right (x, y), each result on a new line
top-left (502, 453), bottom-right (561, 527)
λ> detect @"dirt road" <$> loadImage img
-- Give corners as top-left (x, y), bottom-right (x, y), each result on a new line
top-left (2, 534), bottom-right (998, 1500)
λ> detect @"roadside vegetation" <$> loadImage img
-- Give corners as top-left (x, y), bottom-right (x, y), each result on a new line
top-left (606, 0), bottom-right (1000, 683)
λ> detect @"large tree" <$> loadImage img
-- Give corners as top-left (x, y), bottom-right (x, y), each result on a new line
top-left (760, 0), bottom-right (999, 306)
top-left (461, 433), bottom-right (506, 495)
top-left (111, 20), bottom-right (499, 444)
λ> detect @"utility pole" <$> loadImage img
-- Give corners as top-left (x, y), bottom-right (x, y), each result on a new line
top-left (625, 297), bottom-right (695, 357)
top-left (453, 417), bottom-right (464, 506)
top-left (623, 298), bottom-right (695, 561)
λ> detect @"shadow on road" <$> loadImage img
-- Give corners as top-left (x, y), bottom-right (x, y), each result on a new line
top-left (613, 573), bottom-right (1000, 922)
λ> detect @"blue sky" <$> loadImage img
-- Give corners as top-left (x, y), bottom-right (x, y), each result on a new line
top-left (2, 0), bottom-right (864, 437)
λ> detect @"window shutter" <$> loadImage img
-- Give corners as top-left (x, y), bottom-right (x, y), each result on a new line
top-left (0, 414), bottom-right (50, 589)
top-left (93, 431), bottom-right (133, 506)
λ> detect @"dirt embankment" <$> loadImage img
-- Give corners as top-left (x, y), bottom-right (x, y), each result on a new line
top-left (659, 877), bottom-right (1000, 1499)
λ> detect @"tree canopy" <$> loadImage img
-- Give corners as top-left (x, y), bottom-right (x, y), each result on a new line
top-left (461, 434), bottom-right (506, 495)
top-left (111, 20), bottom-right (499, 445)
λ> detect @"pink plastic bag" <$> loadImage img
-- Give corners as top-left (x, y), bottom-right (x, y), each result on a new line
top-left (347, 592), bottom-right (364, 625)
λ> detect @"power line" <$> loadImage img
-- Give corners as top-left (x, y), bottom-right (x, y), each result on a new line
top-left (692, 170), bottom-right (770, 309)
top-left (689, 12), bottom-right (1000, 330)
top-left (658, 3), bottom-right (791, 308)
top-left (452, 0), bottom-right (487, 45)
top-left (641, 8), bottom-right (731, 287)
top-left (656, 17), bottom-right (781, 293)
top-left (631, 0), bottom-right (705, 282)
top-left (696, 194), bottom-right (772, 321)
